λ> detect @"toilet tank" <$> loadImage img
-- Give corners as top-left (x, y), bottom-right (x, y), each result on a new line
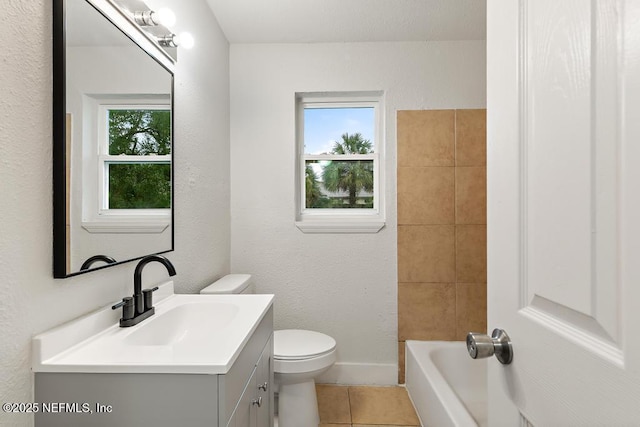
top-left (200, 274), bottom-right (254, 294)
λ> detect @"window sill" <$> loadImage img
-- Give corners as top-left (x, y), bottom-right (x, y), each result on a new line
top-left (295, 219), bottom-right (385, 234)
top-left (81, 220), bottom-right (170, 234)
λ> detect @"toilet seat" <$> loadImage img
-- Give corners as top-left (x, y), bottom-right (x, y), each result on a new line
top-left (273, 329), bottom-right (337, 374)
top-left (274, 329), bottom-right (336, 360)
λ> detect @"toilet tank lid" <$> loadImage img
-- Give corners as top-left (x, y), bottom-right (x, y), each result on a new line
top-left (200, 274), bottom-right (252, 294)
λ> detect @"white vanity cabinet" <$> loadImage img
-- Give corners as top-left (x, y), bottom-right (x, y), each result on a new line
top-left (34, 304), bottom-right (274, 427)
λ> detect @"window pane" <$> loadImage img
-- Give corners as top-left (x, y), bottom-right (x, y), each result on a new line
top-left (108, 109), bottom-right (171, 155)
top-left (305, 159), bottom-right (374, 209)
top-left (303, 107), bottom-right (375, 154)
top-left (108, 163), bottom-right (171, 209)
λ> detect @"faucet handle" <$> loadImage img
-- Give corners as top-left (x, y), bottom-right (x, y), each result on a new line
top-left (112, 297), bottom-right (134, 320)
top-left (142, 287), bottom-right (159, 311)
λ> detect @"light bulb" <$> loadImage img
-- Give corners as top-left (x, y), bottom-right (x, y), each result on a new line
top-left (154, 8), bottom-right (176, 27)
top-left (177, 32), bottom-right (194, 49)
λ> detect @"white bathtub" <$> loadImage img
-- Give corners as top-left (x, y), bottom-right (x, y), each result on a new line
top-left (405, 341), bottom-right (487, 427)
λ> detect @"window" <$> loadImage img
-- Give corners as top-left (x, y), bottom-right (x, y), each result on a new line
top-left (98, 105), bottom-right (171, 213)
top-left (296, 93), bottom-right (385, 233)
top-left (80, 96), bottom-right (171, 234)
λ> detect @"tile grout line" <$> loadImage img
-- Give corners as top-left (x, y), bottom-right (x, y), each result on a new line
top-left (347, 385), bottom-right (352, 426)
top-left (454, 109), bottom-right (459, 339)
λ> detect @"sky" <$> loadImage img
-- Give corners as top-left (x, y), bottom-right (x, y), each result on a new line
top-left (303, 107), bottom-right (375, 154)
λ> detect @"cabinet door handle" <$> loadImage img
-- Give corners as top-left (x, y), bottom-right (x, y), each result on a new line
top-left (252, 396), bottom-right (263, 407)
top-left (258, 382), bottom-right (268, 391)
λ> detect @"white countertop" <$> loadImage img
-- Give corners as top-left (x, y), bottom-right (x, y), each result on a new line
top-left (32, 282), bottom-right (274, 374)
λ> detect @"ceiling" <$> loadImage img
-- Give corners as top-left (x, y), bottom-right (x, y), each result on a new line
top-left (205, 0), bottom-right (486, 44)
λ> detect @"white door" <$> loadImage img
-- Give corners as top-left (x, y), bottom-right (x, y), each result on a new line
top-left (487, 0), bottom-right (640, 425)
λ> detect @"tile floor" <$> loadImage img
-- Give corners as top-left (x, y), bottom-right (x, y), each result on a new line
top-left (316, 384), bottom-right (421, 427)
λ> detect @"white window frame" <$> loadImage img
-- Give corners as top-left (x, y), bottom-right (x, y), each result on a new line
top-left (97, 103), bottom-right (171, 215)
top-left (81, 96), bottom-right (171, 233)
top-left (295, 92), bottom-right (385, 233)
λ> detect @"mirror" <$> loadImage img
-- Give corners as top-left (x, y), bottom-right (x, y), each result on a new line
top-left (53, 0), bottom-right (174, 278)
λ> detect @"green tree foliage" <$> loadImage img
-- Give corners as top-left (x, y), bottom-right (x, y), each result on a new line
top-left (305, 164), bottom-right (324, 207)
top-left (321, 132), bottom-right (374, 208)
top-left (109, 109), bottom-right (170, 155)
top-left (108, 109), bottom-right (171, 209)
top-left (109, 164), bottom-right (171, 209)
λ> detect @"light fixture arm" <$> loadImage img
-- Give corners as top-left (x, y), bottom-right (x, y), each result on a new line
top-left (133, 10), bottom-right (158, 26)
top-left (157, 34), bottom-right (179, 48)
top-left (132, 7), bottom-right (175, 27)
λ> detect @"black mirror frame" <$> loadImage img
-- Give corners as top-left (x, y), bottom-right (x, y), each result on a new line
top-left (52, 0), bottom-right (175, 278)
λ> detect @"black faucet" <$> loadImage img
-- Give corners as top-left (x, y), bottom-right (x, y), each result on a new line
top-left (133, 254), bottom-right (176, 315)
top-left (112, 254), bottom-right (176, 327)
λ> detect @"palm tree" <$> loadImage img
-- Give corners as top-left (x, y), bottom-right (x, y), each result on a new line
top-left (305, 164), bottom-right (324, 207)
top-left (322, 133), bottom-right (374, 208)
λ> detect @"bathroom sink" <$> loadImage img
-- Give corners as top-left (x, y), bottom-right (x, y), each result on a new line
top-left (32, 282), bottom-right (274, 374)
top-left (124, 301), bottom-right (239, 346)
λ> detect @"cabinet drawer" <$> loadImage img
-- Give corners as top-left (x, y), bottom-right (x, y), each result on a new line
top-left (226, 366), bottom-right (257, 427)
top-left (219, 306), bottom-right (273, 426)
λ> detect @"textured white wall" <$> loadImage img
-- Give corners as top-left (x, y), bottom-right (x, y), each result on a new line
top-left (230, 41), bottom-right (486, 384)
top-left (0, 1), bottom-right (229, 425)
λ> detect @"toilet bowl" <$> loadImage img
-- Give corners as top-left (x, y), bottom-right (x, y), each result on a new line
top-left (274, 329), bottom-right (336, 427)
top-left (200, 275), bottom-right (337, 427)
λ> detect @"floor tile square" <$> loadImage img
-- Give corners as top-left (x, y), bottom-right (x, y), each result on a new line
top-left (316, 384), bottom-right (352, 424)
top-left (348, 386), bottom-right (420, 426)
top-left (354, 425), bottom-right (417, 427)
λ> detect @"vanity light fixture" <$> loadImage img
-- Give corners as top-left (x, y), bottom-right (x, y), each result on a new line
top-left (157, 32), bottom-right (195, 49)
top-left (119, 2), bottom-right (194, 53)
top-left (157, 33), bottom-right (179, 48)
top-left (132, 7), bottom-right (176, 27)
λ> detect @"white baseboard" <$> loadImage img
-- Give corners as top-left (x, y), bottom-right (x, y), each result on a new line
top-left (315, 362), bottom-right (398, 386)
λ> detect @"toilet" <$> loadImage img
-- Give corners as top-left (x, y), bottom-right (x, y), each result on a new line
top-left (200, 274), bottom-right (336, 427)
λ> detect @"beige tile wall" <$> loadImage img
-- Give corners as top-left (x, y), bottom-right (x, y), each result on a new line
top-left (397, 109), bottom-right (487, 383)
